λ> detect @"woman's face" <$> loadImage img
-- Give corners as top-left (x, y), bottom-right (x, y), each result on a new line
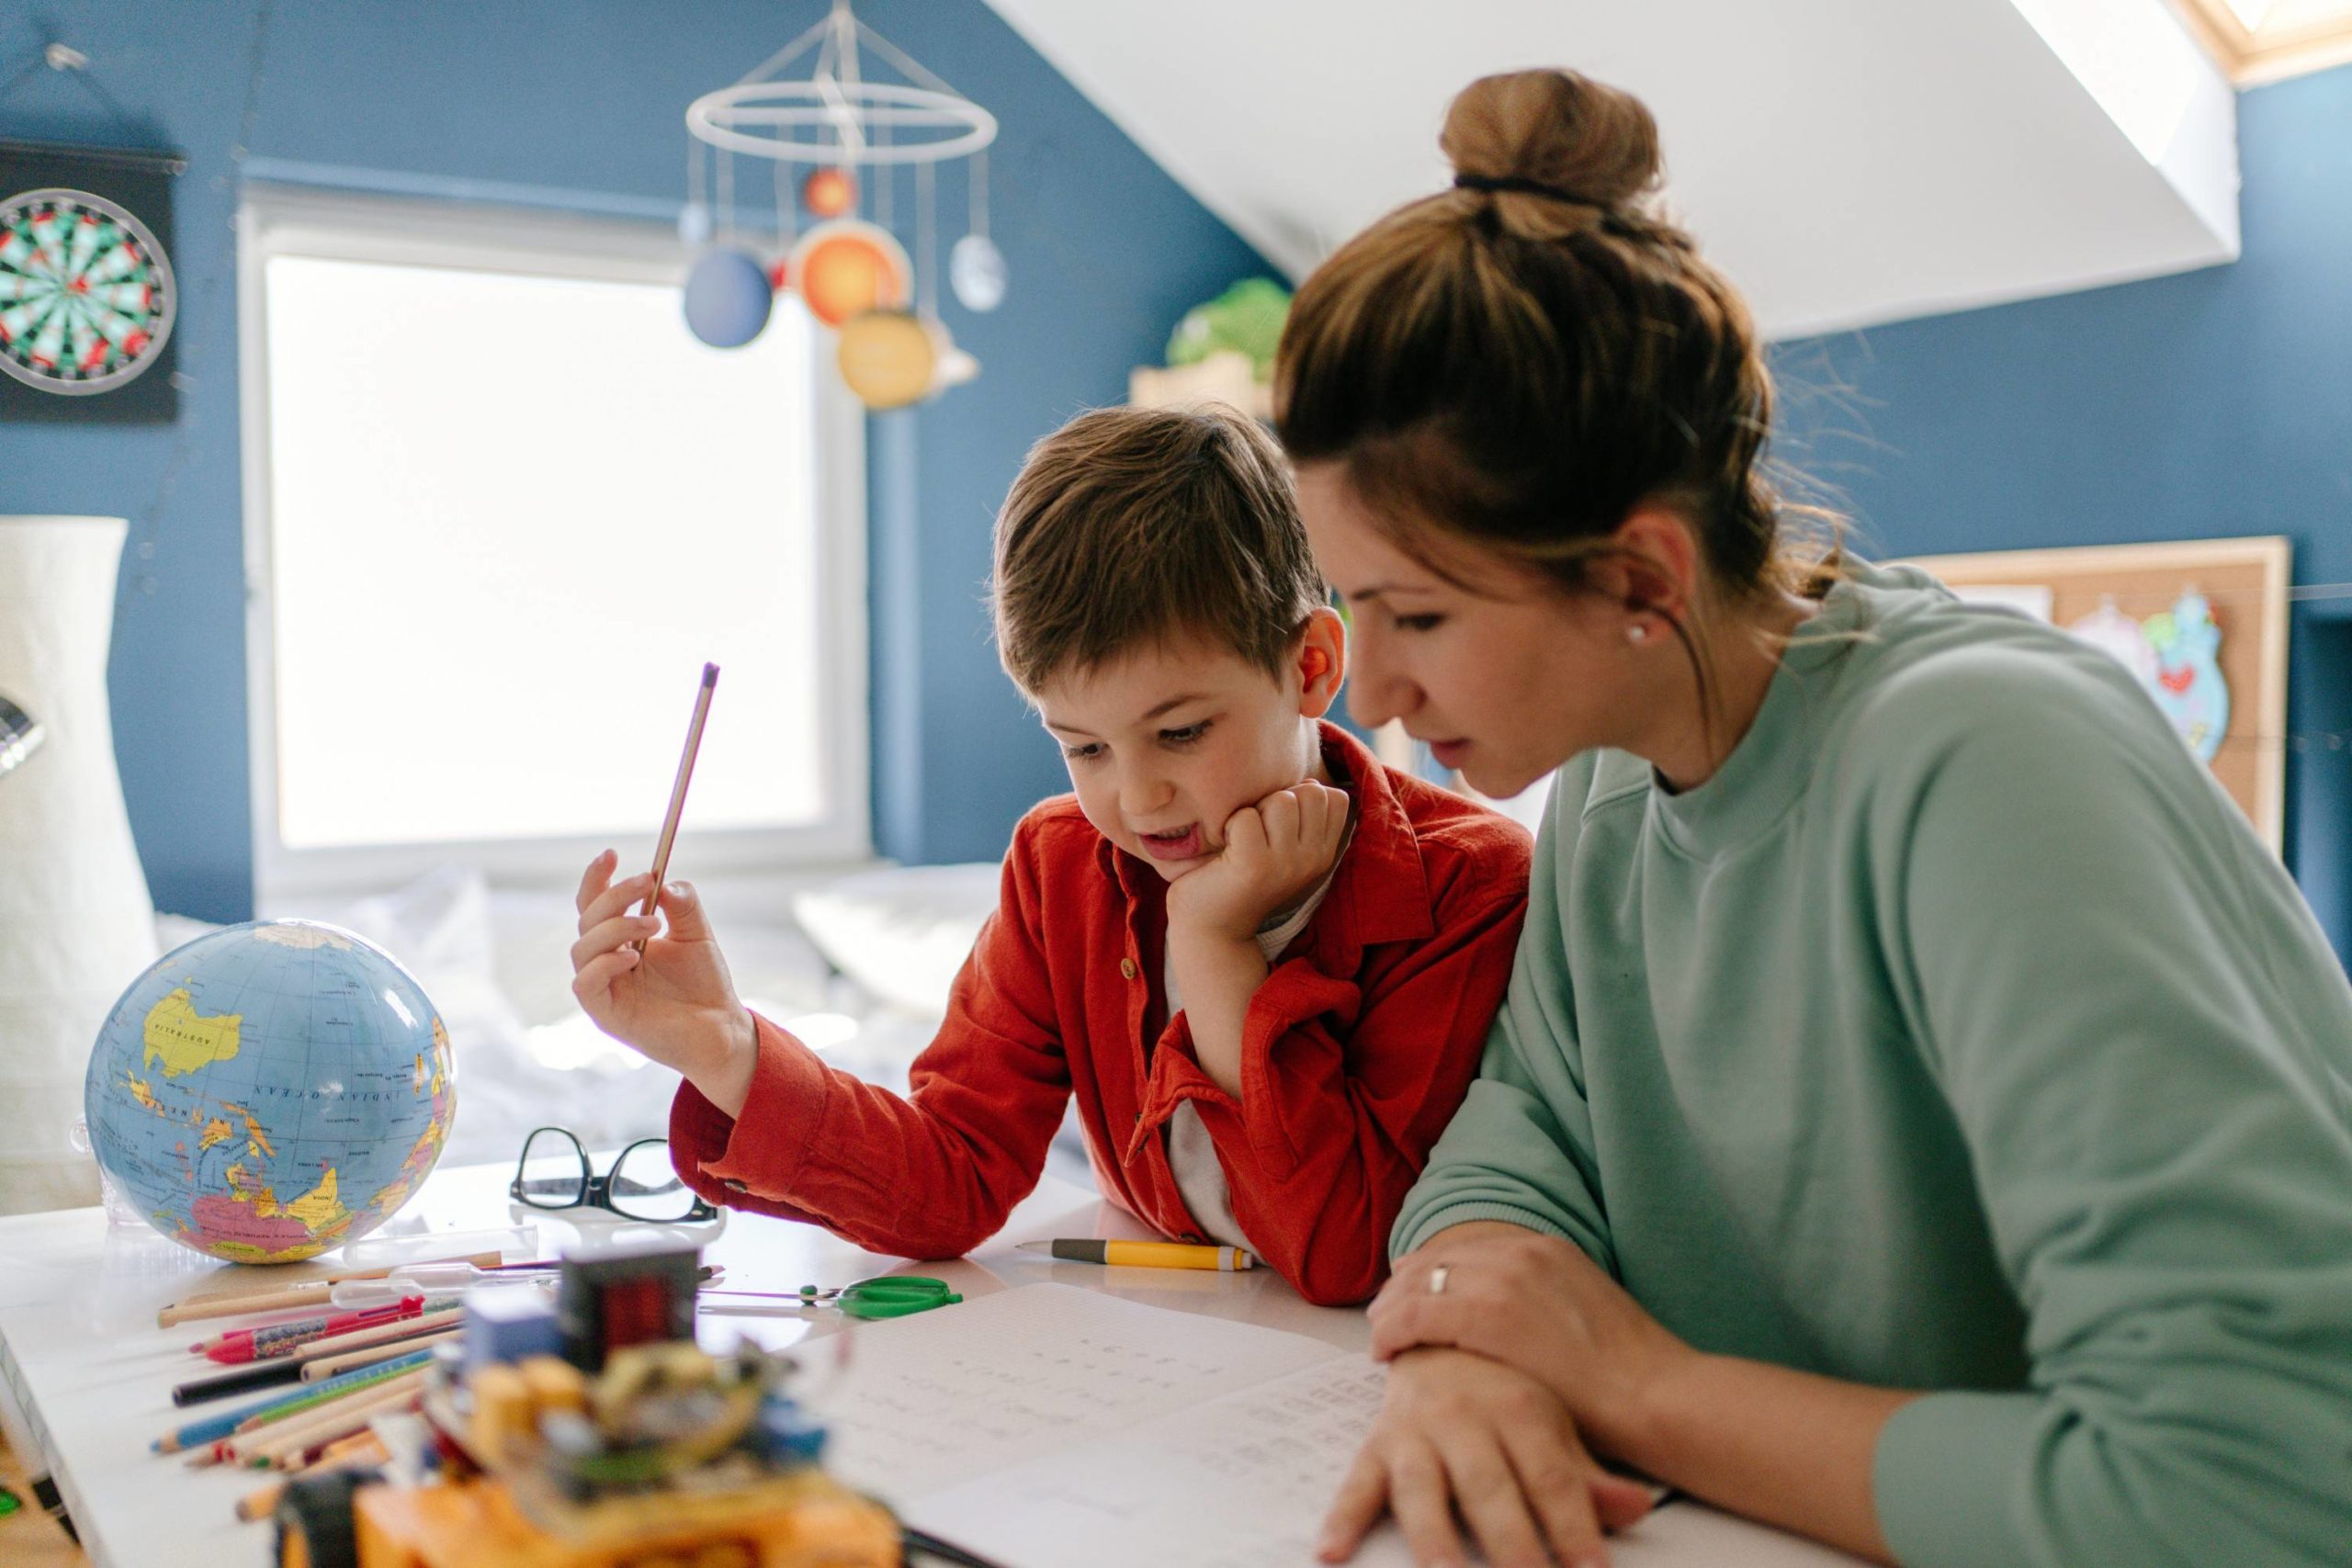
top-left (1296, 464), bottom-right (1648, 801)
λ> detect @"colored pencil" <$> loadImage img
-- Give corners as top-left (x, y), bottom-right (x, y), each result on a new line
top-left (288, 1304), bottom-right (464, 1364)
top-left (233, 1364), bottom-right (424, 1435)
top-left (198, 1299), bottom-right (424, 1363)
top-left (635, 662), bottom-right (718, 942)
top-left (232, 1431), bottom-right (389, 1523)
top-left (301, 1328), bottom-right (460, 1382)
top-left (153, 1347), bottom-right (436, 1454)
top-left (172, 1310), bottom-right (458, 1406)
top-left (190, 1371), bottom-right (426, 1472)
top-left (240, 1381), bottom-right (423, 1469)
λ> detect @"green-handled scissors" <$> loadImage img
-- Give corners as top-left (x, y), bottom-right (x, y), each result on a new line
top-left (696, 1274), bottom-right (962, 1319)
top-left (796, 1276), bottom-right (961, 1320)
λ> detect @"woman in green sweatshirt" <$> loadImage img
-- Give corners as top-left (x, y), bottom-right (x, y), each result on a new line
top-left (1281, 68), bottom-right (2352, 1568)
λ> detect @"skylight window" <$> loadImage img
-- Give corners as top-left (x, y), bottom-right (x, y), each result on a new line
top-left (2178, 0), bottom-right (2352, 80)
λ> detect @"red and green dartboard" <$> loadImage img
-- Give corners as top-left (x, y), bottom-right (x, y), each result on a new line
top-left (0, 186), bottom-right (177, 396)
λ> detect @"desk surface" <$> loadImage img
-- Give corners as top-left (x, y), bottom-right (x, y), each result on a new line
top-left (0, 1159), bottom-right (1856, 1568)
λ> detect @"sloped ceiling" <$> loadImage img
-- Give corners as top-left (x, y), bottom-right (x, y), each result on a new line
top-left (983, 0), bottom-right (2239, 339)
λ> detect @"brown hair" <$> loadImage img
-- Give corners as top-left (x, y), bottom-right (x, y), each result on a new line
top-left (1274, 69), bottom-right (1831, 620)
top-left (991, 404), bottom-right (1327, 696)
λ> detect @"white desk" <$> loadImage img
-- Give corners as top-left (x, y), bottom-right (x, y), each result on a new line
top-left (0, 1158), bottom-right (1860, 1567)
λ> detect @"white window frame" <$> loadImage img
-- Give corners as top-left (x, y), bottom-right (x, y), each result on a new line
top-left (237, 186), bottom-right (870, 910)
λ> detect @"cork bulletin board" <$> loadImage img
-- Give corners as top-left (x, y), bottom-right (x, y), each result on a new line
top-left (1905, 537), bottom-right (2291, 852)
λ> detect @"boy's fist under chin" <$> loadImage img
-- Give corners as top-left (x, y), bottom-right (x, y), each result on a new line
top-left (1165, 780), bottom-right (1351, 942)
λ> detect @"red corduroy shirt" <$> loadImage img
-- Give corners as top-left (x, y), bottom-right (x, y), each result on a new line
top-left (669, 722), bottom-right (1532, 1306)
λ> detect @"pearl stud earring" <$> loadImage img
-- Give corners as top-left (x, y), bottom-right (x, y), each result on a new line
top-left (1626, 623), bottom-right (1649, 645)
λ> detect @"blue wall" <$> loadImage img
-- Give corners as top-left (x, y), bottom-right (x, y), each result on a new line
top-left (1770, 63), bottom-right (2352, 959)
top-left (0, 1), bottom-right (1267, 919)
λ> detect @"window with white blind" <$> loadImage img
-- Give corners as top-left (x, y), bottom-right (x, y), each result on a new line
top-left (240, 189), bottom-right (865, 906)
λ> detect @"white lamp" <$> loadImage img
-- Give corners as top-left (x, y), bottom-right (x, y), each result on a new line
top-left (0, 516), bottom-right (160, 1215)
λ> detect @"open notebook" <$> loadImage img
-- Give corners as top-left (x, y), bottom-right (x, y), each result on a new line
top-left (819, 1283), bottom-right (1863, 1568)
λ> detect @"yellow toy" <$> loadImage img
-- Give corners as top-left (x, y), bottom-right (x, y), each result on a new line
top-left (273, 1257), bottom-right (899, 1568)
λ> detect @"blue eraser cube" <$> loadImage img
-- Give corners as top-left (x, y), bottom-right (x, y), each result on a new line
top-left (464, 1288), bottom-right (563, 1371)
top-left (752, 1393), bottom-right (829, 1466)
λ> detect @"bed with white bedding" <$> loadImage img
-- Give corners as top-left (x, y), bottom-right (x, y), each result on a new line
top-left (159, 861), bottom-right (1041, 1181)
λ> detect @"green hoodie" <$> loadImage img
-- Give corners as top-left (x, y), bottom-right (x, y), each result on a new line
top-left (1394, 559), bottom-right (2352, 1567)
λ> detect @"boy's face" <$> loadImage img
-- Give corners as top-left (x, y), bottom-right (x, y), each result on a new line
top-left (1035, 619), bottom-right (1342, 882)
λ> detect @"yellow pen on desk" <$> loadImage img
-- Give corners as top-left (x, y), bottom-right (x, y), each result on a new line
top-left (1017, 1238), bottom-right (1255, 1272)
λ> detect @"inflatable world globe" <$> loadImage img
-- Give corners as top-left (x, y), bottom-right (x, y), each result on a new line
top-left (83, 920), bottom-right (455, 1263)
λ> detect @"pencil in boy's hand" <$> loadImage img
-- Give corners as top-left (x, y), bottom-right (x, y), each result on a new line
top-left (639, 662), bottom-right (718, 935)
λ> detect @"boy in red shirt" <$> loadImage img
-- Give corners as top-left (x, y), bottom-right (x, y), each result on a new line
top-left (570, 406), bottom-right (1529, 1305)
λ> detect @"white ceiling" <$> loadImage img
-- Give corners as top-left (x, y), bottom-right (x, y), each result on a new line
top-left (982, 0), bottom-right (2241, 340)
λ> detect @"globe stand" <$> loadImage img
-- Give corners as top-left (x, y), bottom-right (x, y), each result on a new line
top-left (66, 1118), bottom-right (145, 1231)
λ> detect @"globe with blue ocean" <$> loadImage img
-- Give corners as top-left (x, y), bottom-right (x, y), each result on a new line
top-left (83, 919), bottom-right (455, 1263)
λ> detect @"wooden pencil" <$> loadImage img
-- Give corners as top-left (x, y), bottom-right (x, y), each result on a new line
top-left (158, 1346), bottom-right (437, 1455)
top-left (292, 1304), bottom-right (464, 1364)
top-left (234, 1365), bottom-right (427, 1437)
top-left (222, 1374), bottom-right (424, 1464)
top-left (243, 1384), bottom-right (422, 1470)
top-left (155, 1251), bottom-right (503, 1328)
top-left (172, 1309), bottom-right (458, 1406)
top-left (267, 1405), bottom-right (414, 1472)
top-left (301, 1328), bottom-right (460, 1382)
top-left (638, 662), bottom-right (719, 933)
top-left (232, 1431), bottom-right (390, 1523)
top-left (240, 1418), bottom-right (393, 1492)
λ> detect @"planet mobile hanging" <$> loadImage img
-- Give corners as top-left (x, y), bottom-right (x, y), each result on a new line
top-left (679, 0), bottom-right (1001, 402)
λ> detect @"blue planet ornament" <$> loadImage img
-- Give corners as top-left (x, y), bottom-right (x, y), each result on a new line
top-left (683, 249), bottom-right (774, 348)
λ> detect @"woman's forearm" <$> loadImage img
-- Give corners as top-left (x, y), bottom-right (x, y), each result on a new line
top-left (1609, 1352), bottom-right (1917, 1564)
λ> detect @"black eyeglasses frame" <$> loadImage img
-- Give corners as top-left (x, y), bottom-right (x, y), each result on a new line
top-left (508, 1125), bottom-right (718, 1223)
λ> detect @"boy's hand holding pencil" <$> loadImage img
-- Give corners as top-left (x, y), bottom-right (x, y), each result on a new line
top-left (571, 858), bottom-right (757, 1108)
top-left (570, 663), bottom-right (759, 1116)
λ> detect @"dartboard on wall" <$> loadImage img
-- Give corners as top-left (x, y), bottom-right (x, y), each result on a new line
top-left (0, 141), bottom-right (186, 424)
top-left (0, 187), bottom-right (176, 394)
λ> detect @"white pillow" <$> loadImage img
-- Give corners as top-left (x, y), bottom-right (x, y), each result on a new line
top-left (792, 863), bottom-right (1001, 1018)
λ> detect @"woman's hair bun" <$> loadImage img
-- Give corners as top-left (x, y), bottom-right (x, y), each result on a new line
top-left (1441, 70), bottom-right (1662, 210)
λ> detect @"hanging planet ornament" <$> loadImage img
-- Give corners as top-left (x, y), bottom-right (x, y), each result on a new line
top-left (927, 318), bottom-right (980, 391)
top-left (789, 220), bottom-right (911, 330)
top-left (949, 233), bottom-right (1008, 312)
top-left (682, 249), bottom-right (774, 348)
top-left (837, 310), bottom-right (937, 411)
top-left (801, 167), bottom-right (858, 220)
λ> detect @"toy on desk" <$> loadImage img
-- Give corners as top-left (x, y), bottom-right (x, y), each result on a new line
top-left (269, 1243), bottom-right (902, 1568)
top-left (556, 1242), bottom-right (702, 1369)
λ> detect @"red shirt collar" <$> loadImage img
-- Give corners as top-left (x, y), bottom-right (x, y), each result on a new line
top-left (1093, 720), bottom-right (1436, 964)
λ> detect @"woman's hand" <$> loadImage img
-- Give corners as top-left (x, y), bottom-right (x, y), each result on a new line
top-left (571, 850), bottom-right (755, 1100)
top-left (1318, 1348), bottom-right (1654, 1568)
top-left (1368, 1223), bottom-right (1694, 1462)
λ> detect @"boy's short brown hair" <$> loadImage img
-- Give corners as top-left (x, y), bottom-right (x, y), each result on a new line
top-left (991, 404), bottom-right (1326, 695)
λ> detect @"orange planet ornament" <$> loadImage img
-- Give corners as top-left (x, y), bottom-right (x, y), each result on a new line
top-left (786, 220), bottom-right (912, 330)
top-left (801, 166), bottom-right (858, 219)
